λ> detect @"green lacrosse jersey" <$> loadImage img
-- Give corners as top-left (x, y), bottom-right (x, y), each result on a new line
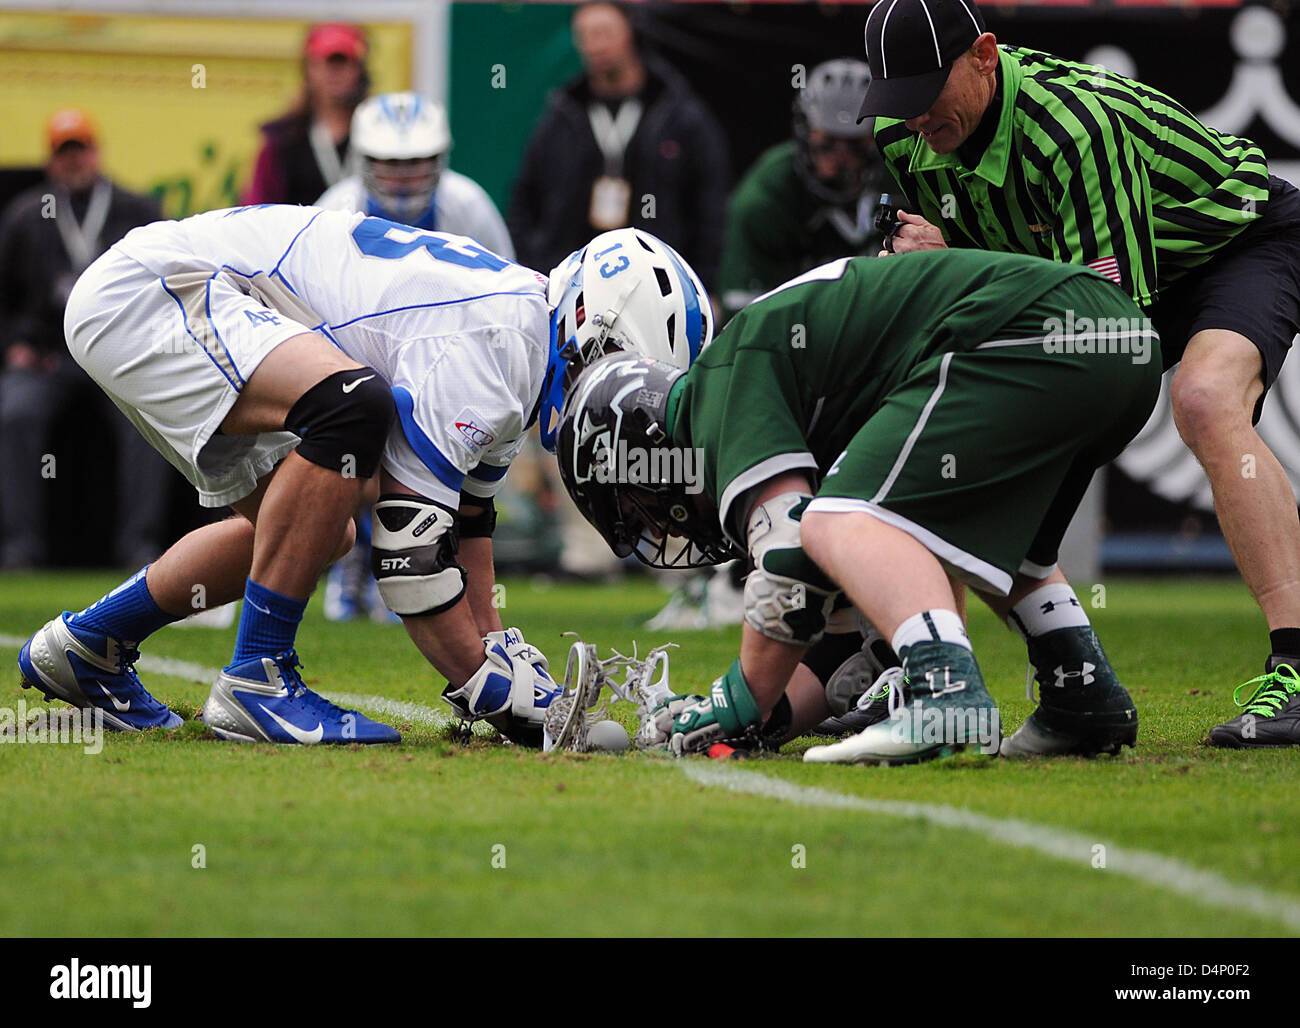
top-left (716, 140), bottom-right (884, 323)
top-left (873, 46), bottom-right (1270, 308)
top-left (667, 248), bottom-right (1108, 543)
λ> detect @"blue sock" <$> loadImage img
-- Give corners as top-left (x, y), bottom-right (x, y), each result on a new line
top-left (68, 566), bottom-right (178, 644)
top-left (229, 580), bottom-right (306, 667)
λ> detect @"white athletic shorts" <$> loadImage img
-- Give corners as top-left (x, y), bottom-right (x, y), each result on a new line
top-left (65, 248), bottom-right (310, 507)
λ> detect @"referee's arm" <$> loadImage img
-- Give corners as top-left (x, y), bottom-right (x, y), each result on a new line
top-left (1019, 87), bottom-right (1158, 305)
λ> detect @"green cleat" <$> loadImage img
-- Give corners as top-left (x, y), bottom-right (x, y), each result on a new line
top-left (804, 641), bottom-right (999, 765)
top-left (1207, 660), bottom-right (1300, 748)
top-left (1000, 626), bottom-right (1137, 758)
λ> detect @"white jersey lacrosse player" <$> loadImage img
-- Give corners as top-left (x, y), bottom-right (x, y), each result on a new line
top-left (314, 91), bottom-right (516, 622)
top-left (17, 203), bottom-right (712, 748)
top-left (316, 92), bottom-right (515, 260)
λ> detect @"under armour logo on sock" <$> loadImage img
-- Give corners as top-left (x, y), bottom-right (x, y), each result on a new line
top-left (1040, 598), bottom-right (1082, 614)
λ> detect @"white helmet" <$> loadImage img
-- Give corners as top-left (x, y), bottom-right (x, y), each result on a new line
top-left (538, 228), bottom-right (713, 451)
top-left (350, 92), bottom-right (452, 222)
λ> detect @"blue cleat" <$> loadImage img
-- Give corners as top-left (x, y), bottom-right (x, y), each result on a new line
top-left (200, 650), bottom-right (400, 745)
top-left (18, 613), bottom-right (183, 732)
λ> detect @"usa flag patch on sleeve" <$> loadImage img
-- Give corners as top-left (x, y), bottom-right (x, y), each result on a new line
top-left (1087, 256), bottom-right (1122, 285)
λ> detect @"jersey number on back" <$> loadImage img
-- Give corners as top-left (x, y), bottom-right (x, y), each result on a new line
top-left (352, 217), bottom-right (508, 272)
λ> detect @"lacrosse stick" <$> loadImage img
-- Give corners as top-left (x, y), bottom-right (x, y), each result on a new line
top-left (543, 637), bottom-right (679, 752)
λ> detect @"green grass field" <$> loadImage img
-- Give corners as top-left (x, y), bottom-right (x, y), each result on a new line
top-left (1, 571), bottom-right (1297, 937)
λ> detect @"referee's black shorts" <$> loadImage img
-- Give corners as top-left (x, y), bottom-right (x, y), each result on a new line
top-left (1147, 174), bottom-right (1300, 422)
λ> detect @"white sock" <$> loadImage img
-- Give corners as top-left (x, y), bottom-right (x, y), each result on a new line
top-left (1006, 583), bottom-right (1090, 639)
top-left (891, 609), bottom-right (971, 654)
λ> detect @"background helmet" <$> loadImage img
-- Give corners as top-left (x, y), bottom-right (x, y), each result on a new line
top-left (350, 92), bottom-right (451, 222)
top-left (556, 353), bottom-right (740, 569)
top-left (539, 228), bottom-right (713, 451)
top-left (793, 58), bottom-right (877, 205)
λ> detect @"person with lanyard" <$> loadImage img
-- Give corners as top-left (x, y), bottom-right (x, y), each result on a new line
top-left (242, 22), bottom-right (369, 206)
top-left (509, 0), bottom-right (730, 581)
top-left (508, 0), bottom-right (729, 287)
top-left (0, 109), bottom-right (171, 570)
top-left (860, 0), bottom-right (1300, 752)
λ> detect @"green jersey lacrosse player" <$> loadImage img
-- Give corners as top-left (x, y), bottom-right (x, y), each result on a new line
top-left (556, 247), bottom-right (1162, 763)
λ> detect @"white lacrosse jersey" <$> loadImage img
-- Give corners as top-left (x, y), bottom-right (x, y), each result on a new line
top-left (315, 170), bottom-right (517, 261)
top-left (113, 204), bottom-right (550, 507)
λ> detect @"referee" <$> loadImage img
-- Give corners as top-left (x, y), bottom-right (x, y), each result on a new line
top-left (859, 0), bottom-right (1300, 751)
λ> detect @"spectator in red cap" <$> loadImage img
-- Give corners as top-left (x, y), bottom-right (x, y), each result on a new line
top-left (242, 23), bottom-right (370, 205)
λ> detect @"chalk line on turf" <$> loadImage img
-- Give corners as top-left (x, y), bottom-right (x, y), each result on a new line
top-left (0, 634), bottom-right (493, 736)
top-left (3, 632), bottom-right (1298, 931)
top-left (682, 762), bottom-right (1300, 934)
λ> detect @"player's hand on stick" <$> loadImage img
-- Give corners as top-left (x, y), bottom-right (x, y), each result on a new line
top-left (442, 627), bottom-right (561, 747)
top-left (636, 693), bottom-right (715, 754)
top-left (878, 211), bottom-right (947, 256)
top-left (636, 659), bottom-right (764, 757)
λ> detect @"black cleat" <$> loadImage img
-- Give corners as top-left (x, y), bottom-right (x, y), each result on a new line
top-left (809, 668), bottom-right (898, 737)
top-left (1001, 626), bottom-right (1137, 758)
top-left (1207, 659), bottom-right (1300, 748)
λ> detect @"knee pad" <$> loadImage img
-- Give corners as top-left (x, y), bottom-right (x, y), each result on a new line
top-left (744, 492), bottom-right (840, 645)
top-left (285, 368), bottom-right (394, 479)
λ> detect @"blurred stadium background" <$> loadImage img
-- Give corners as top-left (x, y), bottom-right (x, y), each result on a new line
top-left (2, 0), bottom-right (1299, 580)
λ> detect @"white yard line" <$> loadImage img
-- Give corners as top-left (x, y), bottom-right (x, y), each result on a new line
top-left (682, 763), bottom-right (1300, 934)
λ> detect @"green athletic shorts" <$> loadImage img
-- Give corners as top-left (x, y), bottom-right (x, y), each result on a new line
top-left (806, 274), bottom-right (1161, 595)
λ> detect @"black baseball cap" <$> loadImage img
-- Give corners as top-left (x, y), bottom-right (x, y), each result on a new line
top-left (858, 0), bottom-right (986, 121)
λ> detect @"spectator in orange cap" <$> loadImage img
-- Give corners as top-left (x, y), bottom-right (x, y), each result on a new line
top-left (242, 23), bottom-right (371, 205)
top-left (0, 109), bottom-right (171, 569)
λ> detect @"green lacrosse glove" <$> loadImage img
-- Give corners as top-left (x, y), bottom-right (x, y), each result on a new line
top-left (639, 659), bottom-right (763, 757)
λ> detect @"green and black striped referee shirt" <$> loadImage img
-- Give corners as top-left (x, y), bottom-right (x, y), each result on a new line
top-left (874, 46), bottom-right (1270, 307)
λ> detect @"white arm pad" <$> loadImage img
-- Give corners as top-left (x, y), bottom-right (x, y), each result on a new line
top-left (371, 494), bottom-right (466, 616)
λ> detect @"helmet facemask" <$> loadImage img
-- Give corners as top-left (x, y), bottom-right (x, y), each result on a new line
top-left (621, 487), bottom-right (737, 570)
top-left (794, 129), bottom-right (877, 205)
top-left (360, 154), bottom-right (446, 223)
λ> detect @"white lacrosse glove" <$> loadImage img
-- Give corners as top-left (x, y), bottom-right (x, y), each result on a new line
top-left (443, 627), bottom-right (561, 747)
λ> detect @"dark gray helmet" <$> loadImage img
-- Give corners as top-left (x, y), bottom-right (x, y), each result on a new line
top-left (794, 58), bottom-right (878, 204)
top-left (555, 353), bottom-right (741, 570)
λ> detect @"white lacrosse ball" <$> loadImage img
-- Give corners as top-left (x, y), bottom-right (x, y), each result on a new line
top-left (587, 719), bottom-right (630, 752)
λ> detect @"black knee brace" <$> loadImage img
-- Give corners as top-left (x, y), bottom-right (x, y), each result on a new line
top-left (285, 369), bottom-right (394, 479)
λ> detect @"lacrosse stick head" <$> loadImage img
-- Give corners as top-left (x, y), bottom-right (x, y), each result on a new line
top-left (544, 636), bottom-right (680, 752)
top-left (634, 645), bottom-right (674, 714)
top-left (543, 638), bottom-right (605, 752)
